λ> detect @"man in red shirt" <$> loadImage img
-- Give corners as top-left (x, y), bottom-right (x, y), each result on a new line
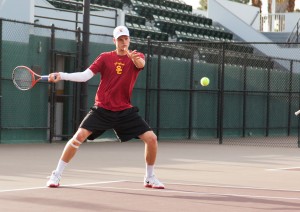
top-left (46, 26), bottom-right (164, 189)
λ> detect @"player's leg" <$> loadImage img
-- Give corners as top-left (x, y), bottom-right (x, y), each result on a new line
top-left (61, 128), bottom-right (92, 162)
top-left (139, 131), bottom-right (157, 165)
top-left (139, 131), bottom-right (165, 189)
top-left (114, 106), bottom-right (165, 189)
top-left (47, 128), bottom-right (92, 187)
top-left (47, 106), bottom-right (111, 188)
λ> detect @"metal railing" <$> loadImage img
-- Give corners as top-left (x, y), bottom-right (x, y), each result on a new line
top-left (285, 18), bottom-right (300, 47)
top-left (260, 13), bottom-right (286, 32)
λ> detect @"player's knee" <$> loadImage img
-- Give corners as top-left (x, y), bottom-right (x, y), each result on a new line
top-left (142, 131), bottom-right (157, 146)
top-left (150, 134), bottom-right (157, 143)
top-left (67, 136), bottom-right (83, 149)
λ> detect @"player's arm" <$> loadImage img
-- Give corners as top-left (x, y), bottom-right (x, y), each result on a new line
top-left (126, 50), bottom-right (145, 69)
top-left (48, 68), bottom-right (95, 83)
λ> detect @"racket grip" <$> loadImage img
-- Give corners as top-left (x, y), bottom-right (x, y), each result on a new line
top-left (295, 110), bottom-right (300, 116)
top-left (41, 75), bottom-right (49, 81)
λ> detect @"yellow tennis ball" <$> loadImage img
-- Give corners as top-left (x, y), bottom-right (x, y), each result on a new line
top-left (200, 77), bottom-right (210, 86)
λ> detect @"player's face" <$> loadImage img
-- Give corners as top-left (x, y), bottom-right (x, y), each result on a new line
top-left (114, 35), bottom-right (130, 51)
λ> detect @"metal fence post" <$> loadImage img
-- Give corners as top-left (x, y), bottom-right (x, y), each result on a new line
top-left (266, 58), bottom-right (271, 137)
top-left (80, 0), bottom-right (90, 122)
top-left (287, 60), bottom-right (293, 136)
top-left (188, 49), bottom-right (195, 139)
top-left (242, 54), bottom-right (248, 137)
top-left (74, 27), bottom-right (82, 132)
top-left (156, 42), bottom-right (161, 138)
top-left (218, 43), bottom-right (225, 145)
top-left (145, 37), bottom-right (151, 123)
top-left (0, 19), bottom-right (2, 144)
top-left (49, 24), bottom-right (56, 143)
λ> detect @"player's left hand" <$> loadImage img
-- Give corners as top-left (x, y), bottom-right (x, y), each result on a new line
top-left (125, 49), bottom-right (141, 61)
top-left (124, 49), bottom-right (145, 68)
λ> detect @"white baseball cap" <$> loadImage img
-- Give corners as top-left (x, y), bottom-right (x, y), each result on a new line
top-left (113, 26), bottom-right (130, 39)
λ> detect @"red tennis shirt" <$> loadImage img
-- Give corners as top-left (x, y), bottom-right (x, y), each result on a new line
top-left (89, 50), bottom-right (145, 111)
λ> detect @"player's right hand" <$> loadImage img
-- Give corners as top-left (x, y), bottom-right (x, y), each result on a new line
top-left (48, 73), bottom-right (61, 83)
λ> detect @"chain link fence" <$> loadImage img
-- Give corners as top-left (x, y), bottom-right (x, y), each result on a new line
top-left (143, 40), bottom-right (300, 147)
top-left (1, 18), bottom-right (300, 147)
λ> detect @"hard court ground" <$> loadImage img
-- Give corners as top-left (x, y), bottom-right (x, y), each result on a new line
top-left (1, 140), bottom-right (300, 211)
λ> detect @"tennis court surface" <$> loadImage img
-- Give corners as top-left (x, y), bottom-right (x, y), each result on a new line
top-left (1, 141), bottom-right (300, 211)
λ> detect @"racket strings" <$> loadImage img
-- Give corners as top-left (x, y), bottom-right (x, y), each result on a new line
top-left (13, 68), bottom-right (34, 90)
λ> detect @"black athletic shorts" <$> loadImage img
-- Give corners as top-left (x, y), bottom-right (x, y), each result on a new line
top-left (79, 106), bottom-right (152, 142)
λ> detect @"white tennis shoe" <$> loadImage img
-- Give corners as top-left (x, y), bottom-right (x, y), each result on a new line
top-left (46, 171), bottom-right (61, 188)
top-left (144, 175), bottom-right (165, 189)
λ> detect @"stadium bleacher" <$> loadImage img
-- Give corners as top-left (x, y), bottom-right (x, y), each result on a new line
top-left (46, 0), bottom-right (233, 44)
top-left (46, 0), bottom-right (272, 68)
top-left (126, 0), bottom-right (243, 53)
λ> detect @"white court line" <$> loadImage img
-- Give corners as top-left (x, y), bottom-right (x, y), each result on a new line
top-left (79, 185), bottom-right (300, 201)
top-left (156, 181), bottom-right (300, 192)
top-left (73, 180), bottom-right (300, 193)
top-left (0, 180), bottom-right (127, 193)
top-left (266, 166), bottom-right (300, 171)
top-left (2, 180), bottom-right (299, 201)
top-left (0, 186), bottom-right (47, 193)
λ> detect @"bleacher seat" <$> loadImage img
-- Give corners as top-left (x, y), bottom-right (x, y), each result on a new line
top-left (47, 0), bottom-right (83, 11)
top-left (93, 0), bottom-right (123, 9)
top-left (125, 10), bottom-right (146, 25)
top-left (126, 22), bottom-right (168, 41)
top-left (162, 0), bottom-right (192, 13)
top-left (132, 4), bottom-right (152, 19)
top-left (121, 0), bottom-right (132, 5)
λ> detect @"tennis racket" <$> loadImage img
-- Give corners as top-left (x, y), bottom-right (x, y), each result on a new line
top-left (295, 110), bottom-right (300, 116)
top-left (12, 66), bottom-right (49, 91)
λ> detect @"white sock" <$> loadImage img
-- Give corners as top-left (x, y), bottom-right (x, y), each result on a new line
top-left (146, 164), bottom-right (154, 177)
top-left (54, 159), bottom-right (68, 176)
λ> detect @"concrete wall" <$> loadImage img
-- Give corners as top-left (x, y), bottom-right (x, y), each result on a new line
top-left (212, 0), bottom-right (260, 30)
top-left (208, 0), bottom-right (300, 62)
top-left (0, 0), bottom-right (34, 22)
top-left (0, 0), bottom-right (122, 43)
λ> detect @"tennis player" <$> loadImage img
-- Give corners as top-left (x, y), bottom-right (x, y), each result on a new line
top-left (46, 25), bottom-right (164, 189)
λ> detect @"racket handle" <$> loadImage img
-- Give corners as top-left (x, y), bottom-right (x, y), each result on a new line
top-left (41, 75), bottom-right (49, 81)
top-left (295, 110), bottom-right (300, 116)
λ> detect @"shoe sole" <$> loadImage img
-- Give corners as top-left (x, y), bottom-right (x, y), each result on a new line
top-left (144, 184), bottom-right (165, 189)
top-left (47, 184), bottom-right (60, 188)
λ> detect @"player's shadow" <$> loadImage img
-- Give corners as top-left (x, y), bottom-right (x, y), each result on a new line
top-left (64, 186), bottom-right (300, 210)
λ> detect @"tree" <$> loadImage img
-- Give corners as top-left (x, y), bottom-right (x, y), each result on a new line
top-left (199, 0), bottom-right (251, 10)
top-left (252, 0), bottom-right (262, 12)
top-left (286, 0), bottom-right (295, 12)
top-left (199, 0), bottom-right (207, 10)
top-left (265, 0), bottom-right (295, 12)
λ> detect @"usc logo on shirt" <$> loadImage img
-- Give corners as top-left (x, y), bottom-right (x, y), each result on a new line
top-left (115, 62), bottom-right (125, 74)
